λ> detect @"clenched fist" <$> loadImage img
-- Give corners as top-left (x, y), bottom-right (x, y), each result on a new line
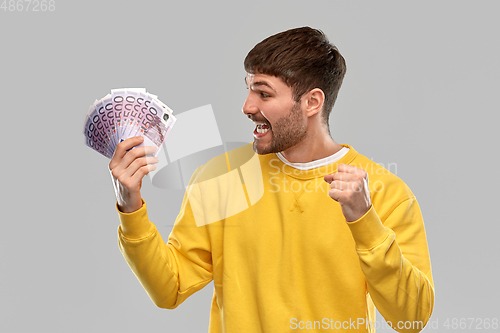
top-left (324, 164), bottom-right (372, 222)
top-left (108, 136), bottom-right (159, 213)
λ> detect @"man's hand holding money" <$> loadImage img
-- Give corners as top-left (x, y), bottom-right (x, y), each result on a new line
top-left (108, 136), bottom-right (160, 213)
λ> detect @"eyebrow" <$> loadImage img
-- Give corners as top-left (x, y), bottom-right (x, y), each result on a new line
top-left (244, 76), bottom-right (277, 92)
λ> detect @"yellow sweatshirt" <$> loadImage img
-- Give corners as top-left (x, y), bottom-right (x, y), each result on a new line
top-left (117, 144), bottom-right (434, 332)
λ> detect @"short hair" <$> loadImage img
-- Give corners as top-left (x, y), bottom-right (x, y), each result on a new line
top-left (244, 27), bottom-right (346, 128)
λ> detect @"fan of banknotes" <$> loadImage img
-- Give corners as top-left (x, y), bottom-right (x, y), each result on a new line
top-left (83, 88), bottom-right (176, 159)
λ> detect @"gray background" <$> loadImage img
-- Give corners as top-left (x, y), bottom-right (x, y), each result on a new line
top-left (1, 0), bottom-right (499, 332)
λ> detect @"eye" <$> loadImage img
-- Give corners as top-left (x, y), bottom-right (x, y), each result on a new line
top-left (260, 92), bottom-right (270, 98)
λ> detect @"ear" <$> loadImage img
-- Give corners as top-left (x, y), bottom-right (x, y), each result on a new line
top-left (303, 88), bottom-right (324, 118)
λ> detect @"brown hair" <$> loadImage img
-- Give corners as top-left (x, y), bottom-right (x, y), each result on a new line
top-left (244, 27), bottom-right (346, 129)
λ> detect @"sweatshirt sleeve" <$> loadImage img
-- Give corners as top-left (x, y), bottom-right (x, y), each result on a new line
top-left (346, 197), bottom-right (435, 333)
top-left (117, 187), bottom-right (213, 309)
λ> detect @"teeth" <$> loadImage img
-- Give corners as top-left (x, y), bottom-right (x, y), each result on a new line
top-left (256, 124), bottom-right (270, 134)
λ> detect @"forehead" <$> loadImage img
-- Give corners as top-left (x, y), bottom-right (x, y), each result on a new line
top-left (245, 73), bottom-right (290, 93)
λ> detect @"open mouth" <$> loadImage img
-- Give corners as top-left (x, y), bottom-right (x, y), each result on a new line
top-left (253, 123), bottom-right (271, 138)
top-left (255, 123), bottom-right (270, 134)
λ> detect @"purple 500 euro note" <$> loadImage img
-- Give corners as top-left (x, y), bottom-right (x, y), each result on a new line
top-left (83, 88), bottom-right (176, 159)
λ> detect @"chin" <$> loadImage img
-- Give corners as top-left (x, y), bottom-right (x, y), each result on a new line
top-left (252, 141), bottom-right (273, 155)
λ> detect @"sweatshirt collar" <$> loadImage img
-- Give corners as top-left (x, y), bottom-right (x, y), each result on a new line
top-left (276, 147), bottom-right (350, 170)
top-left (266, 144), bottom-right (358, 180)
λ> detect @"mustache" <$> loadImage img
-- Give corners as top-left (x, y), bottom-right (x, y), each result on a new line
top-left (247, 115), bottom-right (270, 126)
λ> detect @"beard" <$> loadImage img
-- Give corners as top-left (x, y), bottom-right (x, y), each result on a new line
top-left (253, 102), bottom-right (308, 155)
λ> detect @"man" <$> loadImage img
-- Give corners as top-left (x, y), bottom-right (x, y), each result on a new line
top-left (109, 27), bottom-right (434, 332)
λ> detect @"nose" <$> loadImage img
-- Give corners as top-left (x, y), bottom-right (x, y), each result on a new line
top-left (242, 92), bottom-right (259, 116)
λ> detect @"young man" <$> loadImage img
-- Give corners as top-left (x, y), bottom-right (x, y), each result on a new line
top-left (109, 27), bottom-right (434, 332)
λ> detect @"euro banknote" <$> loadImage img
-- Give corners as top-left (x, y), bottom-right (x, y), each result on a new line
top-left (83, 88), bottom-right (176, 158)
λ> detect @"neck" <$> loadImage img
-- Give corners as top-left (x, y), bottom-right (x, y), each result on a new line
top-left (280, 127), bottom-right (343, 163)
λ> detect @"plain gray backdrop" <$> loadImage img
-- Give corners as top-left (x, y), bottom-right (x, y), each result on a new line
top-left (1, 0), bottom-right (499, 332)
